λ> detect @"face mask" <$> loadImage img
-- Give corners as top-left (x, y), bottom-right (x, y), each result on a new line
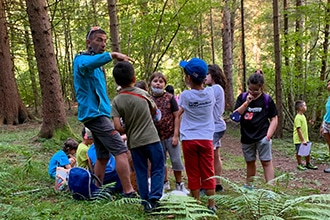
top-left (151, 87), bottom-right (163, 95)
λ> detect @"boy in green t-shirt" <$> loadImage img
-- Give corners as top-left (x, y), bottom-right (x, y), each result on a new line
top-left (293, 100), bottom-right (318, 171)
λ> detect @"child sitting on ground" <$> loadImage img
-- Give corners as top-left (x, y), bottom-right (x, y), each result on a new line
top-left (76, 127), bottom-right (94, 169)
top-left (48, 138), bottom-right (79, 179)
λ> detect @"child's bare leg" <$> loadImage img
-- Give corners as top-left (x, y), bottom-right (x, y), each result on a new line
top-left (214, 148), bottom-right (222, 186)
top-left (261, 160), bottom-right (274, 183)
top-left (296, 154), bottom-right (302, 164)
top-left (190, 189), bottom-right (200, 202)
top-left (324, 133), bottom-right (330, 154)
top-left (206, 189), bottom-right (215, 208)
top-left (246, 160), bottom-right (256, 185)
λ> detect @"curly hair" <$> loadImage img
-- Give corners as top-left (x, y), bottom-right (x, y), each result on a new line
top-left (62, 138), bottom-right (78, 155)
top-left (208, 64), bottom-right (227, 88)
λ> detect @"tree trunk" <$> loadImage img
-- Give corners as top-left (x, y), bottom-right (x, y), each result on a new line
top-left (0, 0), bottom-right (29, 125)
top-left (107, 0), bottom-right (121, 53)
top-left (26, 0), bottom-right (67, 138)
top-left (222, 1), bottom-right (234, 110)
top-left (273, 0), bottom-right (283, 138)
top-left (240, 0), bottom-right (246, 92)
top-left (320, 0), bottom-right (330, 81)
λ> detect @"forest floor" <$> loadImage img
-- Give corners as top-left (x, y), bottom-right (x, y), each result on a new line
top-left (218, 122), bottom-right (330, 194)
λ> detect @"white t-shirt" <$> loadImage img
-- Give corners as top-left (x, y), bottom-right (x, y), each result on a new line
top-left (178, 87), bottom-right (215, 140)
top-left (212, 84), bottom-right (226, 132)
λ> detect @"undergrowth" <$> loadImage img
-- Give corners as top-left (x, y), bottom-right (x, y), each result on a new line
top-left (1, 117), bottom-right (330, 219)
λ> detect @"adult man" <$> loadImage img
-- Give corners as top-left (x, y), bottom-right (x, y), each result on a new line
top-left (73, 27), bottom-right (135, 197)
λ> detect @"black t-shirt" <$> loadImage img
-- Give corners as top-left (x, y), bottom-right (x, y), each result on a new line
top-left (234, 93), bottom-right (278, 144)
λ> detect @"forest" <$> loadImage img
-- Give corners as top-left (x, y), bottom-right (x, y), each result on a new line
top-left (1, 1), bottom-right (330, 219)
top-left (0, 0), bottom-right (330, 139)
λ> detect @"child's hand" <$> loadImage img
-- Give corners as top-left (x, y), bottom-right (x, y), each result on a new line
top-left (69, 157), bottom-right (76, 167)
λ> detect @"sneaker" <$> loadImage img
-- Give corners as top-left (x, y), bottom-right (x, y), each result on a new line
top-left (324, 167), bottom-right (330, 173)
top-left (163, 181), bottom-right (171, 190)
top-left (305, 163), bottom-right (318, 170)
top-left (297, 164), bottom-right (307, 171)
top-left (243, 184), bottom-right (254, 190)
top-left (142, 201), bottom-right (153, 213)
top-left (215, 184), bottom-right (224, 192)
top-left (122, 191), bottom-right (138, 198)
top-left (176, 182), bottom-right (190, 194)
top-left (207, 206), bottom-right (217, 214)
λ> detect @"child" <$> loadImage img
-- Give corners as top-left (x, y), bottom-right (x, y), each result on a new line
top-left (205, 64), bottom-right (227, 192)
top-left (320, 80), bottom-right (330, 173)
top-left (87, 144), bottom-right (123, 192)
top-left (135, 80), bottom-right (149, 91)
top-left (76, 127), bottom-right (94, 169)
top-left (178, 57), bottom-right (216, 213)
top-left (111, 61), bottom-right (165, 212)
top-left (48, 138), bottom-right (79, 179)
top-left (233, 71), bottom-right (278, 186)
top-left (149, 72), bottom-right (189, 194)
top-left (293, 100), bottom-right (318, 170)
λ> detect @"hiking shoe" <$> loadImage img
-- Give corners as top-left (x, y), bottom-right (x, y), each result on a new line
top-left (297, 164), bottom-right (307, 171)
top-left (163, 181), bottom-right (171, 190)
top-left (122, 191), bottom-right (138, 198)
top-left (305, 163), bottom-right (318, 170)
top-left (216, 184), bottom-right (224, 192)
top-left (176, 182), bottom-right (190, 194)
top-left (207, 206), bottom-right (217, 214)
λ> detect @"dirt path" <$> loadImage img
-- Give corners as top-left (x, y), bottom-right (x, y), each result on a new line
top-left (220, 130), bottom-right (330, 194)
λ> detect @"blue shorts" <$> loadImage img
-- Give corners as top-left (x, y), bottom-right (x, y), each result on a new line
top-left (84, 116), bottom-right (128, 159)
top-left (242, 137), bottom-right (272, 162)
top-left (212, 130), bottom-right (225, 149)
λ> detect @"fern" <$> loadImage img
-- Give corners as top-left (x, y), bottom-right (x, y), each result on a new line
top-left (152, 194), bottom-right (218, 219)
top-left (210, 175), bottom-right (330, 220)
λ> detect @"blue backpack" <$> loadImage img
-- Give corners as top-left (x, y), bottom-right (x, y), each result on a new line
top-left (68, 167), bottom-right (112, 200)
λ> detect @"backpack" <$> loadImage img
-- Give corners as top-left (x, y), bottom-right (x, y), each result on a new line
top-left (230, 92), bottom-right (270, 122)
top-left (68, 167), bottom-right (112, 200)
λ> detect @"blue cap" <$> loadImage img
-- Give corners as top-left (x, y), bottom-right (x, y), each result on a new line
top-left (179, 58), bottom-right (208, 82)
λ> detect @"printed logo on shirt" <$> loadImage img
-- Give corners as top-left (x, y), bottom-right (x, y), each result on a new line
top-left (188, 101), bottom-right (212, 108)
top-left (244, 107), bottom-right (262, 120)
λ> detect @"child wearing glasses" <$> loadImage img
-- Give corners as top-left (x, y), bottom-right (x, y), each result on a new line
top-left (232, 71), bottom-right (278, 188)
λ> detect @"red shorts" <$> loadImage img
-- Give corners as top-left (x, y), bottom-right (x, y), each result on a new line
top-left (182, 140), bottom-right (215, 190)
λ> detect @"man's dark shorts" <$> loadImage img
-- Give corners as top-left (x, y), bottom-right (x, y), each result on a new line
top-left (85, 116), bottom-right (128, 159)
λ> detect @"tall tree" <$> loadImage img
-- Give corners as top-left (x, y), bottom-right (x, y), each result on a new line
top-left (240, 0), bottom-right (246, 92)
top-left (0, 0), bottom-right (29, 125)
top-left (273, 0), bottom-right (283, 137)
top-left (26, 0), bottom-right (68, 138)
top-left (222, 0), bottom-right (234, 110)
top-left (320, 0), bottom-right (330, 81)
top-left (107, 0), bottom-right (121, 53)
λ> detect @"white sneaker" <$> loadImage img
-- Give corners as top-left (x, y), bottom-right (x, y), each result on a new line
top-left (163, 181), bottom-right (171, 190)
top-left (176, 182), bottom-right (190, 195)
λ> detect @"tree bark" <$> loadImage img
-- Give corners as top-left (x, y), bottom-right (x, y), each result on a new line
top-left (273, 0), bottom-right (283, 138)
top-left (26, 0), bottom-right (67, 138)
top-left (0, 0), bottom-right (29, 125)
top-left (107, 0), bottom-right (121, 53)
top-left (222, 1), bottom-right (234, 110)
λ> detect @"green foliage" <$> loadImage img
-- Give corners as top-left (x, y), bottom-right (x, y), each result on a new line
top-left (211, 176), bottom-right (330, 220)
top-left (152, 194), bottom-right (218, 219)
